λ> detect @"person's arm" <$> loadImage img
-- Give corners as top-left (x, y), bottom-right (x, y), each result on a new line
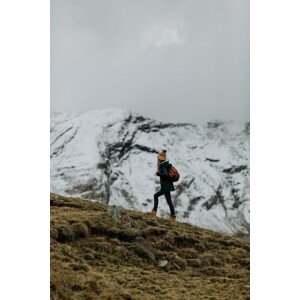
top-left (156, 164), bottom-right (161, 176)
top-left (159, 166), bottom-right (169, 178)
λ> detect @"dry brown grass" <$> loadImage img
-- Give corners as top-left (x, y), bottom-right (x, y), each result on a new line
top-left (50, 193), bottom-right (249, 299)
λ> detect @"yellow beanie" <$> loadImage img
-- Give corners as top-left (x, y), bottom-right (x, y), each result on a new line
top-left (157, 149), bottom-right (167, 161)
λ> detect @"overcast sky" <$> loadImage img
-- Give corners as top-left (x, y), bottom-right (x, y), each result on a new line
top-left (51, 0), bottom-right (249, 123)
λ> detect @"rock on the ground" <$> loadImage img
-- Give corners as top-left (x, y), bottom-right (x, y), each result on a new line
top-left (108, 205), bottom-right (132, 228)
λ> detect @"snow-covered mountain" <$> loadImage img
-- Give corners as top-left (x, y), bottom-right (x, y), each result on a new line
top-left (51, 108), bottom-right (250, 236)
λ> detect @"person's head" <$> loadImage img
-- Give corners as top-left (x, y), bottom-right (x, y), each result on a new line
top-left (157, 149), bottom-right (167, 162)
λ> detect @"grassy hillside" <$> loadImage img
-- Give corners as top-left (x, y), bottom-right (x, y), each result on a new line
top-left (50, 194), bottom-right (249, 299)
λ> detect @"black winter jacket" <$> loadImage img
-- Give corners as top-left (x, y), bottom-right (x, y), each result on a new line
top-left (156, 161), bottom-right (175, 193)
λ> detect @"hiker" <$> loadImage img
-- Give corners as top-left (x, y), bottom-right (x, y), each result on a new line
top-left (150, 149), bottom-right (177, 221)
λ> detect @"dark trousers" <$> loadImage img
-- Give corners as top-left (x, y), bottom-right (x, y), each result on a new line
top-left (153, 190), bottom-right (175, 216)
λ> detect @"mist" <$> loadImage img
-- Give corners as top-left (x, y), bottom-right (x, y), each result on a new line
top-left (51, 0), bottom-right (249, 123)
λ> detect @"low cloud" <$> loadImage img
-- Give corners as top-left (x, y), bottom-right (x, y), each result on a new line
top-left (143, 24), bottom-right (185, 49)
top-left (51, 0), bottom-right (249, 123)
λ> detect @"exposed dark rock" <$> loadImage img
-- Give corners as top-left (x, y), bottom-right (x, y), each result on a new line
top-left (207, 121), bottom-right (223, 129)
top-left (51, 126), bottom-right (73, 146)
top-left (173, 179), bottom-right (195, 207)
top-left (205, 158), bottom-right (220, 163)
top-left (131, 115), bottom-right (148, 123)
top-left (184, 196), bottom-right (205, 218)
top-left (223, 165), bottom-right (247, 174)
top-left (203, 188), bottom-right (226, 212)
top-left (97, 162), bottom-right (107, 169)
top-left (51, 128), bottom-right (78, 158)
top-left (133, 144), bottom-right (158, 154)
top-left (136, 120), bottom-right (194, 134)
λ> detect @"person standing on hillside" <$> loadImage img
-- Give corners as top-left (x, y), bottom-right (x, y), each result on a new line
top-left (150, 149), bottom-right (177, 221)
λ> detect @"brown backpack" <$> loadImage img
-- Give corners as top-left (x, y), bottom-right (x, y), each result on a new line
top-left (168, 165), bottom-right (180, 182)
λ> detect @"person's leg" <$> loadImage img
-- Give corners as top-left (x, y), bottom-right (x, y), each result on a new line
top-left (164, 192), bottom-right (175, 216)
top-left (153, 190), bottom-right (163, 211)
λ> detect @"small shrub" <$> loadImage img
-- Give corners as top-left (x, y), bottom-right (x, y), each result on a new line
top-left (174, 235), bottom-right (198, 247)
top-left (132, 245), bottom-right (152, 260)
top-left (121, 293), bottom-right (132, 300)
top-left (145, 219), bottom-right (158, 226)
top-left (99, 242), bottom-right (114, 254)
top-left (178, 248), bottom-right (199, 259)
top-left (50, 227), bottom-right (58, 240)
top-left (212, 250), bottom-right (232, 264)
top-left (218, 238), bottom-right (240, 249)
top-left (237, 257), bottom-right (250, 269)
top-left (154, 241), bottom-right (174, 251)
top-left (57, 225), bottom-right (74, 242)
top-left (90, 224), bottom-right (107, 235)
top-left (195, 243), bottom-right (205, 252)
top-left (229, 247), bottom-right (248, 258)
top-left (71, 284), bottom-right (82, 291)
top-left (187, 259), bottom-right (202, 268)
top-left (50, 282), bottom-right (56, 293)
top-left (71, 263), bottom-right (89, 272)
top-left (201, 266), bottom-right (227, 277)
top-left (142, 227), bottom-right (166, 237)
top-left (83, 220), bottom-right (92, 230)
top-left (58, 287), bottom-right (73, 300)
top-left (83, 254), bottom-right (94, 260)
top-left (71, 222), bottom-right (90, 239)
top-left (165, 236), bottom-right (175, 244)
top-left (88, 281), bottom-right (100, 293)
top-left (172, 257), bottom-right (187, 270)
top-left (202, 241), bottom-right (221, 251)
top-left (110, 228), bottom-right (137, 241)
top-left (199, 253), bottom-right (222, 267)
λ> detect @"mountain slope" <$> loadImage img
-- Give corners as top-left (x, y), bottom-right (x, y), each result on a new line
top-left (50, 194), bottom-right (250, 300)
top-left (51, 108), bottom-right (249, 236)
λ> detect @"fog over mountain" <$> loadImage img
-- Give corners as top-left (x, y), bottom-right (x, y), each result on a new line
top-left (51, 0), bottom-right (249, 123)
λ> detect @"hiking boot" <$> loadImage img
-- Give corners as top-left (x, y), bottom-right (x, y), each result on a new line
top-left (149, 210), bottom-right (157, 216)
top-left (169, 215), bottom-right (176, 221)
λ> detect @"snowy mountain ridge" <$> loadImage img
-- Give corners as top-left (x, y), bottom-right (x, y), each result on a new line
top-left (51, 108), bottom-right (250, 236)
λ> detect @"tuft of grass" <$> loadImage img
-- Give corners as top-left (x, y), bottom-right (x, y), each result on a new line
top-left (186, 259), bottom-right (202, 268)
top-left (50, 227), bottom-right (58, 240)
top-left (70, 263), bottom-right (89, 272)
top-left (154, 240), bottom-right (175, 251)
top-left (172, 256), bottom-right (187, 270)
top-left (57, 225), bottom-right (74, 242)
top-left (142, 227), bottom-right (166, 237)
top-left (178, 248), bottom-right (199, 259)
top-left (71, 222), bottom-right (90, 239)
top-left (173, 235), bottom-right (198, 247)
